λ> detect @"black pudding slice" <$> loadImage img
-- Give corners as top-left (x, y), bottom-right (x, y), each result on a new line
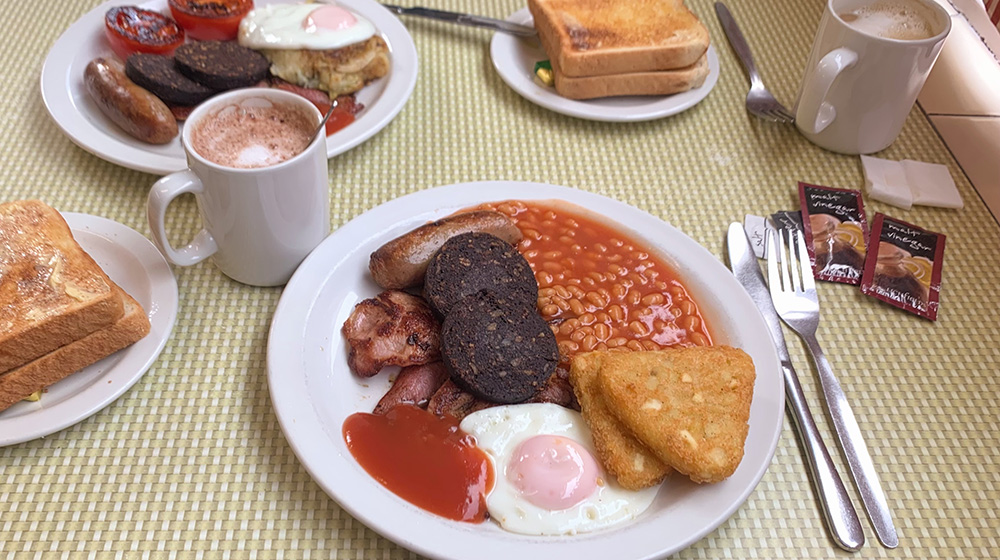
top-left (125, 53), bottom-right (214, 105)
top-left (424, 232), bottom-right (538, 317)
top-left (442, 292), bottom-right (559, 404)
top-left (174, 41), bottom-right (270, 90)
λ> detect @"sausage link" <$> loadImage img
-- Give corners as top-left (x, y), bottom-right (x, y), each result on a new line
top-left (83, 57), bottom-right (178, 144)
top-left (369, 210), bottom-right (523, 289)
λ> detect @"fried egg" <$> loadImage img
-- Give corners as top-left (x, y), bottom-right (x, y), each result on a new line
top-left (238, 3), bottom-right (375, 50)
top-left (460, 403), bottom-right (658, 536)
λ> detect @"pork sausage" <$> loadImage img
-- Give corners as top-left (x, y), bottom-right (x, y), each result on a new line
top-left (369, 210), bottom-right (523, 289)
top-left (84, 57), bottom-right (178, 144)
top-left (373, 362), bottom-right (449, 414)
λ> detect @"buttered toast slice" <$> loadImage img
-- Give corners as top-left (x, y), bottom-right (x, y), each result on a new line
top-left (528, 0), bottom-right (710, 77)
top-left (0, 200), bottom-right (125, 374)
top-left (0, 286), bottom-right (149, 412)
top-left (552, 53), bottom-right (709, 99)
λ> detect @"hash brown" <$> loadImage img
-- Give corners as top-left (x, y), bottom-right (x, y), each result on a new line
top-left (569, 352), bottom-right (671, 490)
top-left (597, 347), bottom-right (755, 483)
top-left (258, 36), bottom-right (390, 98)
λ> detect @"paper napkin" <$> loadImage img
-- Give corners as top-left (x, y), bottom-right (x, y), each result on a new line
top-left (861, 155), bottom-right (964, 210)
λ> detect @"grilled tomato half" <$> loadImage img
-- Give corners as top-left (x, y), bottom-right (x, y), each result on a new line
top-left (168, 0), bottom-right (254, 41)
top-left (104, 6), bottom-right (185, 61)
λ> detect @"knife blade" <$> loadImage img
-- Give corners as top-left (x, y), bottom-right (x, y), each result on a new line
top-left (727, 222), bottom-right (865, 552)
top-left (381, 4), bottom-right (538, 37)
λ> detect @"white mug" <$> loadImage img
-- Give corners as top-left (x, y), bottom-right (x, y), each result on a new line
top-left (148, 89), bottom-right (329, 287)
top-left (794, 0), bottom-right (951, 154)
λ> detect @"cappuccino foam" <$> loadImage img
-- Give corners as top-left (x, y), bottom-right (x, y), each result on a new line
top-left (191, 99), bottom-right (315, 169)
top-left (839, 0), bottom-right (937, 40)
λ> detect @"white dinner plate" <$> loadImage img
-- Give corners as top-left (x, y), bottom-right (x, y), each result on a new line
top-left (40, 0), bottom-right (418, 175)
top-left (0, 213), bottom-right (178, 446)
top-left (267, 182), bottom-right (784, 560)
top-left (490, 9), bottom-right (719, 122)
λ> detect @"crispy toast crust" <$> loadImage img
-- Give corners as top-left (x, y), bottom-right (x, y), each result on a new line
top-left (529, 0), bottom-right (710, 77)
top-left (552, 53), bottom-right (709, 99)
top-left (0, 287), bottom-right (150, 412)
top-left (0, 201), bottom-right (125, 374)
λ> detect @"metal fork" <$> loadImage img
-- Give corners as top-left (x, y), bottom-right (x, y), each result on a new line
top-left (714, 3), bottom-right (795, 123)
top-left (767, 229), bottom-right (899, 549)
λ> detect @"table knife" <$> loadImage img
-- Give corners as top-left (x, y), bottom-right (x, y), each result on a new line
top-left (727, 223), bottom-right (865, 552)
top-left (381, 4), bottom-right (538, 37)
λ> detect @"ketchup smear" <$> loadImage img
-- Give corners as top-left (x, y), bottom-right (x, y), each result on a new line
top-left (343, 405), bottom-right (494, 522)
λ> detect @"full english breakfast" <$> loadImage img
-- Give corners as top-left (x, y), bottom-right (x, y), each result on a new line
top-left (85, 1), bottom-right (391, 145)
top-left (0, 201), bottom-right (150, 412)
top-left (339, 200), bottom-right (756, 534)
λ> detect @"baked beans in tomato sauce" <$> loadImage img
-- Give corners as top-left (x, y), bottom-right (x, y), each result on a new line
top-left (472, 200), bottom-right (712, 357)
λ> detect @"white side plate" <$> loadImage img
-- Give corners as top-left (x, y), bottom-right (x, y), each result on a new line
top-left (0, 213), bottom-right (178, 446)
top-left (490, 9), bottom-right (719, 122)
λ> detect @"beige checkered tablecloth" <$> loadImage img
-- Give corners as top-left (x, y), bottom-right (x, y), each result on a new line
top-left (2, 0), bottom-right (998, 558)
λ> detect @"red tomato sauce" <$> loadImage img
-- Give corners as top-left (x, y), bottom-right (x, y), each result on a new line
top-left (343, 405), bottom-right (494, 522)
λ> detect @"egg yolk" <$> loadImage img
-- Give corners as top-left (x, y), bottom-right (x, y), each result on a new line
top-left (303, 5), bottom-right (357, 32)
top-left (507, 435), bottom-right (600, 510)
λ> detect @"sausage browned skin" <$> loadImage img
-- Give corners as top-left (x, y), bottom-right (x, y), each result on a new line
top-left (369, 210), bottom-right (523, 289)
top-left (83, 57), bottom-right (178, 144)
top-left (372, 362), bottom-right (449, 414)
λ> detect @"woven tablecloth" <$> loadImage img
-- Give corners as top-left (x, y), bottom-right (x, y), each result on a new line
top-left (2, 0), bottom-right (998, 558)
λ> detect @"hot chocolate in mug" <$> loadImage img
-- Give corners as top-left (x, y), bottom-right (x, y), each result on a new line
top-left (148, 88), bottom-right (329, 287)
top-left (794, 0), bottom-right (951, 154)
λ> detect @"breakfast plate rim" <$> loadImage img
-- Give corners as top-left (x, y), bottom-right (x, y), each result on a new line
top-left (39, 0), bottom-right (418, 176)
top-left (489, 9), bottom-right (720, 122)
top-left (266, 181), bottom-right (784, 560)
top-left (0, 213), bottom-right (179, 446)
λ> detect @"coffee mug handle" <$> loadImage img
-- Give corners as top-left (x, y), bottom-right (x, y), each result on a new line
top-left (796, 47), bottom-right (859, 135)
top-left (147, 169), bottom-right (219, 266)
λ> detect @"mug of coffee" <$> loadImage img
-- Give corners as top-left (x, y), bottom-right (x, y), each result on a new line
top-left (794, 0), bottom-right (951, 154)
top-left (148, 88), bottom-right (329, 287)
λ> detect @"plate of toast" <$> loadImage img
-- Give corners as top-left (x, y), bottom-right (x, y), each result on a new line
top-left (0, 203), bottom-right (178, 446)
top-left (40, 0), bottom-right (418, 175)
top-left (491, 6), bottom-right (720, 121)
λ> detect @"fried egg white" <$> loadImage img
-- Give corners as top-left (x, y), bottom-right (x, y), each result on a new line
top-left (460, 403), bottom-right (658, 536)
top-left (238, 3), bottom-right (375, 50)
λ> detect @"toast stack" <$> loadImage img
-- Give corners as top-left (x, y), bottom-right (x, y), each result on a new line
top-left (528, 0), bottom-right (711, 99)
top-left (0, 200), bottom-right (150, 412)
